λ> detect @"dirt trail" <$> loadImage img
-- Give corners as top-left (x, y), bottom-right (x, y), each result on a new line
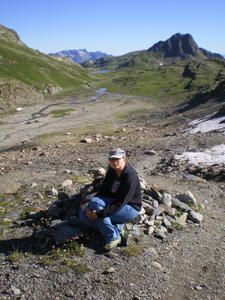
top-left (0, 93), bottom-right (152, 150)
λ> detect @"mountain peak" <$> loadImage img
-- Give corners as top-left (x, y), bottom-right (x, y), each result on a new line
top-left (147, 33), bottom-right (223, 60)
top-left (49, 49), bottom-right (111, 64)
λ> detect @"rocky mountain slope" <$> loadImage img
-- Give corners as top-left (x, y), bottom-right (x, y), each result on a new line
top-left (50, 49), bottom-right (111, 64)
top-left (87, 33), bottom-right (224, 69)
top-left (88, 34), bottom-right (225, 107)
top-left (0, 24), bottom-right (91, 112)
top-left (147, 33), bottom-right (223, 60)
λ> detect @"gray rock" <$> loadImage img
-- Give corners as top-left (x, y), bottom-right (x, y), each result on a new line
top-left (151, 261), bottom-right (163, 269)
top-left (35, 192), bottom-right (44, 200)
top-left (80, 138), bottom-right (93, 143)
top-left (152, 205), bottom-right (165, 217)
top-left (45, 84), bottom-right (62, 94)
top-left (146, 226), bottom-right (155, 235)
top-left (160, 204), bottom-right (177, 216)
top-left (144, 220), bottom-right (155, 227)
top-left (142, 202), bottom-right (154, 215)
top-left (11, 285), bottom-right (21, 295)
top-left (144, 149), bottom-right (157, 155)
top-left (152, 200), bottom-right (159, 208)
top-left (48, 186), bottom-right (58, 196)
top-left (160, 192), bottom-right (172, 207)
top-left (130, 225), bottom-right (142, 237)
top-left (183, 174), bottom-right (206, 183)
top-left (162, 216), bottom-right (172, 228)
top-left (30, 182), bottom-right (38, 189)
top-left (188, 210), bottom-right (204, 223)
top-left (51, 222), bottom-right (83, 245)
top-left (171, 197), bottom-right (192, 211)
top-left (139, 177), bottom-right (148, 190)
top-left (176, 191), bottom-right (197, 206)
top-left (89, 167), bottom-right (106, 178)
top-left (154, 226), bottom-right (167, 239)
top-left (103, 267), bottom-right (116, 274)
top-left (49, 219), bottom-right (64, 228)
top-left (62, 179), bottom-right (73, 188)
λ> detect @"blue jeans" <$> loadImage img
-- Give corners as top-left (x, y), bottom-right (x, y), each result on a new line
top-left (79, 196), bottom-right (139, 243)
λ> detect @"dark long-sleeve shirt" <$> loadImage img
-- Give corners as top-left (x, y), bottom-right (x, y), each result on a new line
top-left (96, 163), bottom-right (142, 217)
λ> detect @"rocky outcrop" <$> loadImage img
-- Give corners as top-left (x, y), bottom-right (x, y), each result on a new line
top-left (44, 84), bottom-right (62, 95)
top-left (0, 80), bottom-right (44, 112)
top-left (147, 33), bottom-right (224, 60)
top-left (0, 24), bottom-right (24, 45)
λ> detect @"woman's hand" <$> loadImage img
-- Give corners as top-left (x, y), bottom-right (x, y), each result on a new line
top-left (86, 208), bottom-right (98, 220)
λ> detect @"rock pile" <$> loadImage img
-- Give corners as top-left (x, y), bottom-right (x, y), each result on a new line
top-left (20, 167), bottom-right (203, 249)
top-left (152, 155), bottom-right (225, 181)
top-left (139, 186), bottom-right (203, 240)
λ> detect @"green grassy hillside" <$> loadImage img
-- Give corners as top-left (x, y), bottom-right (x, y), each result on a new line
top-left (0, 24), bottom-right (93, 111)
top-left (0, 40), bottom-right (90, 92)
top-left (95, 54), bottom-right (225, 105)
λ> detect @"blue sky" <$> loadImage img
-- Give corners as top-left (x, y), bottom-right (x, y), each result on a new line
top-left (0, 0), bottom-right (224, 55)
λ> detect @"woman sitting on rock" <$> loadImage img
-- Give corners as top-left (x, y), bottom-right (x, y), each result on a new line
top-left (79, 148), bottom-right (142, 250)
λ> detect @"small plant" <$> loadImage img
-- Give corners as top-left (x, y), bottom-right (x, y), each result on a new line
top-left (175, 209), bottom-right (184, 217)
top-left (171, 221), bottom-right (183, 230)
top-left (39, 253), bottom-right (59, 266)
top-left (123, 243), bottom-right (144, 257)
top-left (73, 175), bottom-right (92, 185)
top-left (7, 250), bottom-right (24, 263)
top-left (62, 241), bottom-right (86, 257)
top-left (71, 263), bottom-right (91, 274)
top-left (56, 266), bottom-right (69, 274)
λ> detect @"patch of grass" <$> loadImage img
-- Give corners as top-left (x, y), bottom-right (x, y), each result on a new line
top-left (56, 266), bottom-right (69, 274)
top-left (39, 254), bottom-right (59, 266)
top-left (35, 130), bottom-right (63, 142)
top-left (0, 193), bottom-right (24, 217)
top-left (20, 206), bottom-right (39, 220)
top-left (73, 175), bottom-right (92, 186)
top-left (123, 243), bottom-right (145, 256)
top-left (70, 263), bottom-right (91, 274)
top-left (63, 241), bottom-right (86, 257)
top-left (7, 250), bottom-right (25, 263)
top-left (57, 259), bottom-right (91, 274)
top-left (0, 218), bottom-right (11, 226)
top-left (39, 242), bottom-right (90, 273)
top-left (171, 221), bottom-right (184, 230)
top-left (175, 209), bottom-right (184, 217)
top-left (50, 108), bottom-right (75, 118)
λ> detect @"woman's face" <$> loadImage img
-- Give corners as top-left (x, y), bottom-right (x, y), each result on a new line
top-left (108, 157), bottom-right (127, 173)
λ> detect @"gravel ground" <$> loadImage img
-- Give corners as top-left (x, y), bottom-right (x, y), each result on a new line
top-left (0, 96), bottom-right (225, 300)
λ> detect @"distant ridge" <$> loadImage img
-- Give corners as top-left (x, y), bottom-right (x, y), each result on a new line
top-left (147, 33), bottom-right (224, 60)
top-left (49, 49), bottom-right (112, 64)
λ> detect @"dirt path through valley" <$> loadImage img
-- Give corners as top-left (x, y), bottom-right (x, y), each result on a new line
top-left (0, 93), bottom-right (152, 150)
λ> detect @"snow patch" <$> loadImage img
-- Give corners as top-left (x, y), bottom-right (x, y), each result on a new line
top-left (187, 113), bottom-right (225, 133)
top-left (175, 144), bottom-right (225, 166)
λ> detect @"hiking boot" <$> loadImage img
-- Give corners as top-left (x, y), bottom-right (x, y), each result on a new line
top-left (120, 228), bottom-right (128, 247)
top-left (104, 237), bottom-right (121, 251)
